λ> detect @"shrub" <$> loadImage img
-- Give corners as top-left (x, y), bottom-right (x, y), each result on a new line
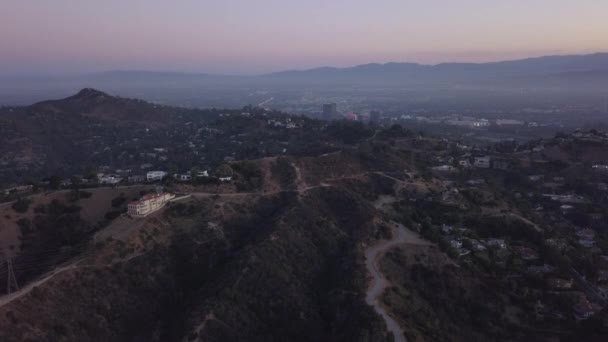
top-left (17, 218), bottom-right (32, 235)
top-left (12, 198), bottom-right (31, 213)
top-left (104, 210), bottom-right (122, 220)
top-left (111, 196), bottom-right (127, 208)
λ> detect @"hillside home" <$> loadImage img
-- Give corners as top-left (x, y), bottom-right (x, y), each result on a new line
top-left (175, 174), bottom-right (192, 181)
top-left (99, 174), bottom-right (122, 185)
top-left (128, 192), bottom-right (175, 218)
top-left (474, 156), bottom-right (491, 168)
top-left (492, 160), bottom-right (510, 170)
top-left (147, 171), bottom-right (168, 182)
top-left (573, 299), bottom-right (602, 321)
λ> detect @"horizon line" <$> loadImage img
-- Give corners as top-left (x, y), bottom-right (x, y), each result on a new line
top-left (2, 51), bottom-right (608, 79)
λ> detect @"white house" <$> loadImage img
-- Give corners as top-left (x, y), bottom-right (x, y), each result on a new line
top-left (484, 239), bottom-right (507, 249)
top-left (431, 165), bottom-right (456, 173)
top-left (99, 174), bottom-right (122, 185)
top-left (128, 192), bottom-right (175, 218)
top-left (459, 160), bottom-right (472, 168)
top-left (175, 174), bottom-right (192, 182)
top-left (147, 171), bottom-right (168, 182)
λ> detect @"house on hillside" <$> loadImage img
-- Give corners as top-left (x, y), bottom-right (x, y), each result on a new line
top-left (573, 299), bottom-right (603, 320)
top-left (99, 174), bottom-right (122, 185)
top-left (128, 175), bottom-right (145, 183)
top-left (484, 239), bottom-right (507, 249)
top-left (492, 159), bottom-right (510, 170)
top-left (474, 156), bottom-right (491, 168)
top-left (147, 171), bottom-right (168, 182)
top-left (128, 192), bottom-right (175, 218)
top-left (459, 160), bottom-right (472, 168)
top-left (175, 174), bottom-right (192, 182)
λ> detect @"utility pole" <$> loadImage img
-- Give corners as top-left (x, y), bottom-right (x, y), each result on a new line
top-left (6, 257), bottom-right (19, 294)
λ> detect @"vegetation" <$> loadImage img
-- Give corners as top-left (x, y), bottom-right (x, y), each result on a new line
top-left (271, 157), bottom-right (296, 189)
top-left (11, 197), bottom-right (31, 213)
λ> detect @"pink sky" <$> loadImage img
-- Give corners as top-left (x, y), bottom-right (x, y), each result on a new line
top-left (1, 0), bottom-right (607, 75)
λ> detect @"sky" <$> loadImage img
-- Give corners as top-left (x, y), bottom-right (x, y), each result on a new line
top-left (1, 0), bottom-right (607, 75)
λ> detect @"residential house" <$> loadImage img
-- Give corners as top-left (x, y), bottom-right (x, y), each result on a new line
top-left (492, 160), bottom-right (510, 170)
top-left (547, 278), bottom-right (573, 290)
top-left (484, 239), bottom-right (507, 249)
top-left (573, 299), bottom-right (603, 320)
top-left (128, 192), bottom-right (175, 218)
top-left (175, 174), bottom-right (192, 182)
top-left (474, 156), bottom-right (491, 168)
top-left (432, 165), bottom-right (456, 173)
top-left (99, 174), bottom-right (122, 185)
top-left (459, 160), bottom-right (472, 168)
top-left (147, 171), bottom-right (168, 182)
top-left (128, 175), bottom-right (145, 183)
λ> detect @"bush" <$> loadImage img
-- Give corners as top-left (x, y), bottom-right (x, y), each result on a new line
top-left (79, 191), bottom-right (92, 199)
top-left (272, 157), bottom-right (296, 189)
top-left (12, 198), bottom-right (31, 213)
top-left (65, 190), bottom-right (93, 202)
top-left (104, 210), bottom-right (122, 220)
top-left (17, 218), bottom-right (32, 235)
top-left (111, 196), bottom-right (127, 208)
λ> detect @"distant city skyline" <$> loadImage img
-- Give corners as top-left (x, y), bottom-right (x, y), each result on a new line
top-left (1, 0), bottom-right (607, 75)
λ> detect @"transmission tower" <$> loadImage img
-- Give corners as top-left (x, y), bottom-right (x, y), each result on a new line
top-left (6, 257), bottom-right (19, 294)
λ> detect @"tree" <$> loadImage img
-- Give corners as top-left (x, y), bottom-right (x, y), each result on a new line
top-left (70, 176), bottom-right (82, 190)
top-left (48, 176), bottom-right (62, 190)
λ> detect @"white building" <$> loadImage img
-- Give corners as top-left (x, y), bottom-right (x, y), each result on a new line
top-left (431, 165), bottom-right (456, 173)
top-left (474, 156), bottom-right (491, 168)
top-left (99, 174), bottom-right (122, 185)
top-left (496, 119), bottom-right (524, 126)
top-left (175, 174), bottom-right (192, 182)
top-left (484, 239), bottom-right (507, 249)
top-left (128, 192), bottom-right (175, 218)
top-left (459, 160), bottom-right (472, 168)
top-left (219, 176), bottom-right (232, 182)
top-left (147, 171), bottom-right (168, 182)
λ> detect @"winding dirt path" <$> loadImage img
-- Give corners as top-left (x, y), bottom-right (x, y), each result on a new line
top-left (365, 224), bottom-right (408, 342)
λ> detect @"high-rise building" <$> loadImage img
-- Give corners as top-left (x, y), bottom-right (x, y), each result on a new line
top-left (322, 103), bottom-right (337, 118)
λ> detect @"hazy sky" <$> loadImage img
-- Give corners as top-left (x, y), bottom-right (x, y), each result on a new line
top-left (1, 0), bottom-right (607, 75)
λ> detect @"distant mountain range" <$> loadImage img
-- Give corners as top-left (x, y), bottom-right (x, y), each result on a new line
top-left (260, 53), bottom-right (608, 85)
top-left (1, 53), bottom-right (608, 106)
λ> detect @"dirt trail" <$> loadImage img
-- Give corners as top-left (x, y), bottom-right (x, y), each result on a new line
top-left (291, 162), bottom-right (307, 191)
top-left (0, 259), bottom-right (83, 308)
top-left (365, 224), bottom-right (408, 342)
top-left (364, 222), bottom-right (430, 342)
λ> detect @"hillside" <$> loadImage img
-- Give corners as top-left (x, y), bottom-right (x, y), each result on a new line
top-left (0, 89), bottom-right (358, 186)
top-left (2, 91), bottom-right (608, 341)
top-left (0, 149), bottom-right (413, 342)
